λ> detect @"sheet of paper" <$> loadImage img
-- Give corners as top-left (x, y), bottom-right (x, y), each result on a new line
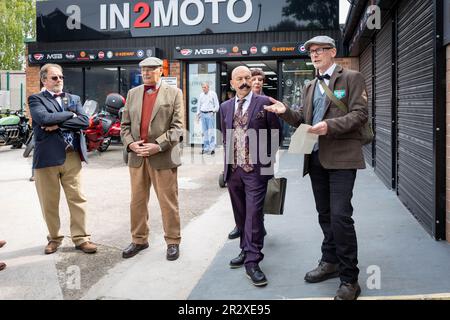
top-left (288, 124), bottom-right (319, 154)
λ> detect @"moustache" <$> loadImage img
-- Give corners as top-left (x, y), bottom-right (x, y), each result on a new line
top-left (239, 83), bottom-right (251, 90)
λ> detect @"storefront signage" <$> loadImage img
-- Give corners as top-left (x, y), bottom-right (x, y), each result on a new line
top-left (36, 0), bottom-right (339, 42)
top-left (28, 47), bottom-right (159, 64)
top-left (173, 43), bottom-right (308, 60)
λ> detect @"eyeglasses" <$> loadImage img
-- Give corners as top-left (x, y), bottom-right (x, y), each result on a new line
top-left (308, 47), bottom-right (333, 56)
top-left (141, 67), bottom-right (161, 73)
top-left (49, 75), bottom-right (64, 81)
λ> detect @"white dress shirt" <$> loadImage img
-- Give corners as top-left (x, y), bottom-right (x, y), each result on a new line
top-left (318, 63), bottom-right (337, 94)
top-left (198, 90), bottom-right (220, 113)
top-left (234, 91), bottom-right (253, 115)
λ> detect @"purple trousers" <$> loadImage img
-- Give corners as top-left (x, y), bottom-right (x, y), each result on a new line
top-left (227, 167), bottom-right (269, 267)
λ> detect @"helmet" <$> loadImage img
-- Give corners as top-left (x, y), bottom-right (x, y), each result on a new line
top-left (105, 93), bottom-right (125, 109)
top-left (104, 93), bottom-right (125, 115)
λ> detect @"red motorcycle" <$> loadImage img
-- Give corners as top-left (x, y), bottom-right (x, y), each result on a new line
top-left (84, 93), bottom-right (125, 152)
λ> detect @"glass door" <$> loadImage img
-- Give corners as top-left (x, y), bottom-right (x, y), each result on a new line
top-left (280, 59), bottom-right (315, 147)
top-left (187, 62), bottom-right (218, 145)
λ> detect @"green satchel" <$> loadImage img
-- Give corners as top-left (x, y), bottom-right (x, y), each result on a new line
top-left (319, 80), bottom-right (374, 145)
top-left (263, 177), bottom-right (287, 215)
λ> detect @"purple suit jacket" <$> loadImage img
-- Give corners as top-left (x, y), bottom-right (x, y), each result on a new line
top-left (219, 94), bottom-right (282, 182)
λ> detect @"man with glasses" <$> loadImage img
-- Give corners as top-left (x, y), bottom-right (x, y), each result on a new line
top-left (28, 63), bottom-right (96, 255)
top-left (121, 57), bottom-right (184, 261)
top-left (265, 36), bottom-right (368, 300)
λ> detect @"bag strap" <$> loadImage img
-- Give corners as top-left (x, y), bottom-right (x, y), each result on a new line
top-left (319, 80), bottom-right (348, 113)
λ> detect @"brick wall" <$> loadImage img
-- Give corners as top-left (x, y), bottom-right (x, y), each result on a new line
top-left (336, 57), bottom-right (359, 71)
top-left (446, 44), bottom-right (450, 242)
top-left (24, 48), bottom-right (41, 119)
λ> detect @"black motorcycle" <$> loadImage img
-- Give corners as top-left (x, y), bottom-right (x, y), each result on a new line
top-left (0, 110), bottom-right (31, 149)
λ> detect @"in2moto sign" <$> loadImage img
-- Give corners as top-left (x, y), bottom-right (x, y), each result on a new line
top-left (36, 0), bottom-right (339, 42)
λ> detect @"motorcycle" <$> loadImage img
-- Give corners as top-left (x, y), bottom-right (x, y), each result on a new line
top-left (84, 93), bottom-right (125, 152)
top-left (0, 110), bottom-right (31, 149)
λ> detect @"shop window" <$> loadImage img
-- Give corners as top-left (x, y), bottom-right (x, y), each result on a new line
top-left (85, 66), bottom-right (119, 109)
top-left (120, 66), bottom-right (142, 98)
top-left (63, 67), bottom-right (83, 99)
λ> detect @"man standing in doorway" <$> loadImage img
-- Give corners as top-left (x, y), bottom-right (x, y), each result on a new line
top-left (121, 57), bottom-right (184, 261)
top-left (265, 36), bottom-right (368, 300)
top-left (28, 63), bottom-right (96, 255)
top-left (220, 66), bottom-right (281, 287)
top-left (197, 82), bottom-right (220, 155)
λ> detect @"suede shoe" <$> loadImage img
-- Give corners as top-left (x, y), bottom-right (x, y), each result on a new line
top-left (44, 241), bottom-right (61, 255)
top-left (122, 242), bottom-right (149, 259)
top-left (0, 240), bottom-right (6, 248)
top-left (304, 260), bottom-right (339, 283)
top-left (75, 241), bottom-right (97, 254)
top-left (334, 281), bottom-right (361, 300)
top-left (228, 226), bottom-right (240, 240)
top-left (246, 265), bottom-right (268, 287)
top-left (0, 262), bottom-right (6, 271)
top-left (229, 251), bottom-right (246, 268)
top-left (166, 244), bottom-right (180, 261)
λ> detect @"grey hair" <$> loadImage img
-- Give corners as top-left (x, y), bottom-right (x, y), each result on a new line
top-left (40, 63), bottom-right (63, 82)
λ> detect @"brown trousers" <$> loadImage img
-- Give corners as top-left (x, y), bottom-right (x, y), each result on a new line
top-left (34, 151), bottom-right (90, 246)
top-left (129, 159), bottom-right (181, 245)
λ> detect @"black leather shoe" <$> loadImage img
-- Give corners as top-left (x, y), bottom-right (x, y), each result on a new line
top-left (166, 244), bottom-right (180, 261)
top-left (209, 150), bottom-right (215, 155)
top-left (122, 242), bottom-right (149, 259)
top-left (228, 226), bottom-right (240, 240)
top-left (304, 260), bottom-right (339, 283)
top-left (229, 251), bottom-right (246, 268)
top-left (334, 281), bottom-right (361, 300)
top-left (246, 265), bottom-right (268, 287)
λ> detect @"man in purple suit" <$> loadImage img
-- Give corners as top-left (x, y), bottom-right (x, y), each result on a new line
top-left (220, 66), bottom-right (281, 287)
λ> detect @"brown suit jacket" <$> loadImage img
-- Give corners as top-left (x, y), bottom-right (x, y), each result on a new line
top-left (280, 65), bottom-right (368, 176)
top-left (121, 82), bottom-right (184, 169)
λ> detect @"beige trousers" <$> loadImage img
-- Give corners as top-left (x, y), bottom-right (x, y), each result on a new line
top-left (129, 159), bottom-right (181, 245)
top-left (34, 151), bottom-right (90, 246)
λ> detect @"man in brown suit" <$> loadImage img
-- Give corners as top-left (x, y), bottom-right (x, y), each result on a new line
top-left (265, 36), bottom-right (368, 300)
top-left (121, 57), bottom-right (184, 261)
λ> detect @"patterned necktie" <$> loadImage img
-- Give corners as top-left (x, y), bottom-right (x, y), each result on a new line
top-left (236, 98), bottom-right (246, 117)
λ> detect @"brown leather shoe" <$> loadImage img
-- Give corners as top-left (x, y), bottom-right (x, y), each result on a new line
top-left (0, 262), bottom-right (6, 271)
top-left (75, 241), bottom-right (97, 254)
top-left (304, 260), bottom-right (339, 283)
top-left (44, 241), bottom-right (61, 254)
top-left (122, 242), bottom-right (149, 259)
top-left (334, 281), bottom-right (361, 300)
top-left (0, 240), bottom-right (6, 248)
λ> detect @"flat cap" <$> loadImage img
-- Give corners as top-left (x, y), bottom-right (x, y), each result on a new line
top-left (304, 36), bottom-right (336, 51)
top-left (139, 57), bottom-right (163, 67)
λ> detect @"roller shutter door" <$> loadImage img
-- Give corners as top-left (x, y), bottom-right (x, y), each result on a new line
top-left (359, 45), bottom-right (374, 166)
top-left (374, 21), bottom-right (393, 189)
top-left (397, 0), bottom-right (434, 235)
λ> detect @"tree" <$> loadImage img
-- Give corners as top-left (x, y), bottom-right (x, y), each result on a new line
top-left (0, 0), bottom-right (36, 70)
top-left (282, 0), bottom-right (339, 30)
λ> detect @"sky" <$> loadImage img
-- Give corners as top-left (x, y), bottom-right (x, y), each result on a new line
top-left (340, 0), bottom-right (351, 24)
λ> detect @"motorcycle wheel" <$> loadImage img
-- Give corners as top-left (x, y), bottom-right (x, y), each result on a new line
top-left (11, 142), bottom-right (23, 149)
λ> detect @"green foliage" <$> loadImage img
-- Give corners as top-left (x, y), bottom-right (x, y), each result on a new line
top-left (0, 0), bottom-right (36, 70)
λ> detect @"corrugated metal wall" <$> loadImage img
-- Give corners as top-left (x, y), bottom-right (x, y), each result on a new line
top-left (374, 21), bottom-right (393, 189)
top-left (360, 45), bottom-right (374, 166)
top-left (397, 0), bottom-right (435, 234)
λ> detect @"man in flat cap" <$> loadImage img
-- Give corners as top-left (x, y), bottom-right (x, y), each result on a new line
top-left (121, 57), bottom-right (184, 261)
top-left (265, 35), bottom-right (368, 300)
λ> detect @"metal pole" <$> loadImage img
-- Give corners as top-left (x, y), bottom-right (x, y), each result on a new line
top-left (20, 83), bottom-right (24, 112)
top-left (6, 71), bottom-right (10, 90)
